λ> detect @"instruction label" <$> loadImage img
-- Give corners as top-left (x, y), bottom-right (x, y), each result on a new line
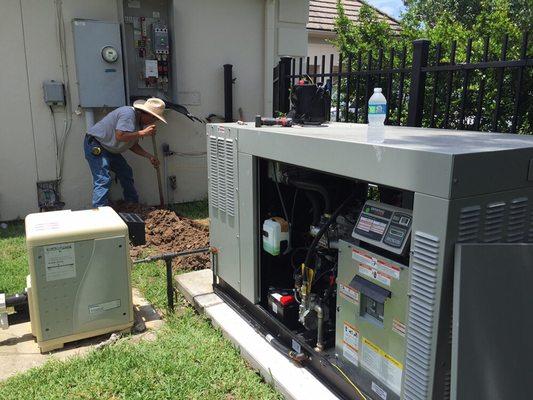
top-left (392, 319), bottom-right (406, 337)
top-left (361, 337), bottom-right (403, 396)
top-left (343, 343), bottom-right (359, 366)
top-left (44, 243), bottom-right (76, 281)
top-left (339, 282), bottom-right (360, 304)
top-left (89, 299), bottom-right (121, 315)
top-left (352, 249), bottom-right (401, 282)
top-left (358, 263), bottom-right (392, 287)
top-left (372, 381), bottom-right (388, 400)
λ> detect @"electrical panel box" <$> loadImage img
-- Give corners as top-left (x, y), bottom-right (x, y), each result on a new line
top-left (42, 80), bottom-right (65, 106)
top-left (72, 19), bottom-right (125, 107)
top-left (123, 0), bottom-right (172, 98)
top-left (25, 207), bottom-right (133, 352)
top-left (208, 122), bottom-right (533, 400)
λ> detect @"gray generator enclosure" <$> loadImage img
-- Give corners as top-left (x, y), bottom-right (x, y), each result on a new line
top-left (208, 122), bottom-right (533, 400)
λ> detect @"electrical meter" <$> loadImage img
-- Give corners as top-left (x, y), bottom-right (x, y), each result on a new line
top-left (101, 45), bottom-right (119, 63)
top-left (352, 200), bottom-right (412, 254)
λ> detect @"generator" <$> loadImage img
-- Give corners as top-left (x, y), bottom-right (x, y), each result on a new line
top-left (208, 122), bottom-right (533, 400)
top-left (25, 207), bottom-right (133, 352)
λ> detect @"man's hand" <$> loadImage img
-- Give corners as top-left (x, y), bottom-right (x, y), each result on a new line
top-left (149, 155), bottom-right (160, 168)
top-left (139, 124), bottom-right (157, 137)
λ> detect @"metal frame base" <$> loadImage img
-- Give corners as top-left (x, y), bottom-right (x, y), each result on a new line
top-left (213, 278), bottom-right (369, 400)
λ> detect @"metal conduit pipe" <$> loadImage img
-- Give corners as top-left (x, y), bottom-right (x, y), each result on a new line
top-left (314, 303), bottom-right (325, 352)
top-left (288, 179), bottom-right (331, 214)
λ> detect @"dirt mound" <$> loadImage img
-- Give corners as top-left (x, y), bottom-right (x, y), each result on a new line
top-left (117, 204), bottom-right (210, 272)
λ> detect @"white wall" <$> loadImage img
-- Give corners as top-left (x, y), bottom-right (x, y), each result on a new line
top-left (0, 0), bottom-right (309, 220)
top-left (308, 32), bottom-right (340, 73)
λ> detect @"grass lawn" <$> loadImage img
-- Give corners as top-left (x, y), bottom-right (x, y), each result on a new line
top-left (0, 202), bottom-right (281, 400)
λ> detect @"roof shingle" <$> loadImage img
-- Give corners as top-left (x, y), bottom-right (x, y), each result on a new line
top-left (307, 0), bottom-right (401, 33)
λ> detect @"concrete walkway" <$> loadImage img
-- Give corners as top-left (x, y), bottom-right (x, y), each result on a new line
top-left (0, 288), bottom-right (163, 381)
top-left (175, 269), bottom-right (340, 400)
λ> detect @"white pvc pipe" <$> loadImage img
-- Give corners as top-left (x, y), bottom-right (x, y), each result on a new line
top-left (84, 108), bottom-right (95, 130)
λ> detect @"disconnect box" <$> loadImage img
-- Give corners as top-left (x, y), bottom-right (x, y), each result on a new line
top-left (25, 207), bottom-right (133, 352)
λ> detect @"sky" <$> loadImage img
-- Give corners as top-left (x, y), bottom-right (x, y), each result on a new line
top-left (365, 0), bottom-right (405, 19)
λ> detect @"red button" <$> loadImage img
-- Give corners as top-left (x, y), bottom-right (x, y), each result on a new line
top-left (280, 295), bottom-right (294, 306)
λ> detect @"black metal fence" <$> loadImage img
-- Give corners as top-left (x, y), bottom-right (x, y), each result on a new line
top-left (273, 31), bottom-right (532, 133)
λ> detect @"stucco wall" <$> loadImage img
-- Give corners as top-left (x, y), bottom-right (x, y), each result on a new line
top-left (0, 0), bottom-right (308, 220)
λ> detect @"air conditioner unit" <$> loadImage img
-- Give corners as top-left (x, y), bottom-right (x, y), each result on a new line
top-left (25, 207), bottom-right (133, 352)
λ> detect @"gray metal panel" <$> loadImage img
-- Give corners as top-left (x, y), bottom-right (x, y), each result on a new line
top-left (208, 125), bottom-right (240, 291)
top-left (238, 154), bottom-right (259, 303)
top-left (229, 122), bottom-right (533, 199)
top-left (452, 244), bottom-right (533, 400)
top-left (404, 193), bottom-right (455, 400)
top-left (72, 20), bottom-right (125, 107)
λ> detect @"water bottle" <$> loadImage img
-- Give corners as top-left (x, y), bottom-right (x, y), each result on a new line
top-left (368, 88), bottom-right (387, 126)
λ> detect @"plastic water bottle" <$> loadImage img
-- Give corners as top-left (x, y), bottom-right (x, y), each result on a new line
top-left (367, 88), bottom-right (387, 143)
top-left (368, 88), bottom-right (387, 126)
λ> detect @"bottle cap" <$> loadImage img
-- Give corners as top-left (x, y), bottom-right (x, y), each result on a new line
top-left (374, 88), bottom-right (382, 93)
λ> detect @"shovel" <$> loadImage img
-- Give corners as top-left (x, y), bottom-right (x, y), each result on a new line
top-left (151, 135), bottom-right (165, 208)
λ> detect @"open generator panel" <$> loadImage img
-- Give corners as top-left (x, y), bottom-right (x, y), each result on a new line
top-left (260, 160), bottom-right (413, 400)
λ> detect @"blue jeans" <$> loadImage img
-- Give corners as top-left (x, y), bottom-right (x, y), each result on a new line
top-left (84, 135), bottom-right (139, 207)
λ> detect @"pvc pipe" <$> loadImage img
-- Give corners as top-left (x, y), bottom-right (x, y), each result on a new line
top-left (84, 108), bottom-right (95, 130)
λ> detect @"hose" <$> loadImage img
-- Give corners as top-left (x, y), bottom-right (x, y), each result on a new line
top-left (288, 179), bottom-right (331, 214)
top-left (304, 191), bottom-right (322, 225)
top-left (303, 192), bottom-right (356, 270)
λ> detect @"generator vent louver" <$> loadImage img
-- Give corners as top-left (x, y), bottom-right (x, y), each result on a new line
top-left (404, 231), bottom-right (440, 400)
top-left (208, 134), bottom-right (236, 217)
top-left (458, 197), bottom-right (531, 244)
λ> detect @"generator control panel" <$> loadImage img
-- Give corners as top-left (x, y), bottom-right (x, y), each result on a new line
top-left (352, 200), bottom-right (412, 254)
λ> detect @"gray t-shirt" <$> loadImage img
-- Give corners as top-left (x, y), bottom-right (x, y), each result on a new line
top-left (87, 106), bottom-right (140, 153)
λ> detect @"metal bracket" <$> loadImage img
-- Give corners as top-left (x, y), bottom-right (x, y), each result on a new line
top-left (0, 293), bottom-right (8, 330)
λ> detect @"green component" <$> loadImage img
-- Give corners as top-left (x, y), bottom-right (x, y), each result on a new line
top-left (263, 242), bottom-right (280, 256)
top-left (335, 240), bottom-right (409, 398)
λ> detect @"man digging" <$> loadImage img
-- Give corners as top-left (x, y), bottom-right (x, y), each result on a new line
top-left (84, 98), bottom-right (167, 207)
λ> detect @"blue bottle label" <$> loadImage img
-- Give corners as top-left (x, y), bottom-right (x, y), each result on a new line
top-left (368, 104), bottom-right (387, 114)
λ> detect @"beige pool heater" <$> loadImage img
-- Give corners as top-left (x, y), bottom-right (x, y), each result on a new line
top-left (25, 207), bottom-right (133, 352)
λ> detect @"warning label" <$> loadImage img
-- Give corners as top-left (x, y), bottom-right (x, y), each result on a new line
top-left (361, 337), bottom-right (403, 396)
top-left (43, 243), bottom-right (76, 282)
top-left (339, 282), bottom-right (360, 304)
top-left (353, 248), bottom-right (401, 287)
top-left (343, 322), bottom-right (360, 350)
top-left (358, 263), bottom-right (392, 287)
top-left (343, 343), bottom-right (359, 366)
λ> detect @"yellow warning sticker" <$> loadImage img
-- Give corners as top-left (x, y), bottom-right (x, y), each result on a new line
top-left (361, 337), bottom-right (403, 396)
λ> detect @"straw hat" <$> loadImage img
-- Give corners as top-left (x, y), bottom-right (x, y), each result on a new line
top-left (133, 98), bottom-right (167, 124)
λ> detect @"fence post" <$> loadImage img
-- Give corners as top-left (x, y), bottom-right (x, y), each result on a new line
top-left (277, 57), bottom-right (292, 115)
top-left (407, 39), bottom-right (430, 127)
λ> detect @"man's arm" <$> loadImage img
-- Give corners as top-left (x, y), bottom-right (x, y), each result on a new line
top-left (115, 124), bottom-right (156, 142)
top-left (130, 143), bottom-right (160, 167)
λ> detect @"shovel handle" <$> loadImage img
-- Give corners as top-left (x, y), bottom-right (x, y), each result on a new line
top-left (151, 135), bottom-right (165, 207)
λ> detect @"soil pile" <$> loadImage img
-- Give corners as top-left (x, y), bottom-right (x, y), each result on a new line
top-left (118, 204), bottom-right (210, 271)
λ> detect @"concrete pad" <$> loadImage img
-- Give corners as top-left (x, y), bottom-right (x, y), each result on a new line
top-left (0, 289), bottom-right (163, 381)
top-left (175, 269), bottom-right (223, 312)
top-left (175, 270), bottom-right (340, 400)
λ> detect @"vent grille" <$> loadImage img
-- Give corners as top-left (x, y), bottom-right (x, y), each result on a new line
top-left (484, 201), bottom-right (506, 242)
top-left (404, 232), bottom-right (440, 400)
top-left (208, 136), bottom-right (219, 209)
top-left (458, 197), bottom-right (531, 244)
top-left (508, 197), bottom-right (528, 242)
top-left (458, 205), bottom-right (480, 242)
top-left (208, 134), bottom-right (236, 217)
